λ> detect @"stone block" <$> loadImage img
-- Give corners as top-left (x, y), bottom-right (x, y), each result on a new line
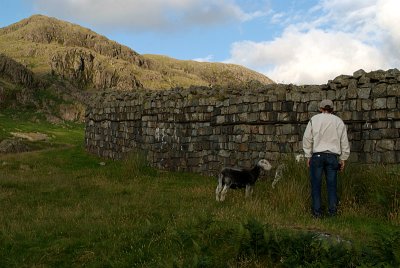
top-left (260, 112), bottom-right (268, 121)
top-left (249, 103), bottom-right (259, 112)
top-left (348, 153), bottom-right (359, 162)
top-left (342, 100), bottom-right (351, 111)
top-left (337, 111), bottom-right (352, 121)
top-left (216, 115), bottom-right (225, 124)
top-left (248, 113), bottom-right (259, 122)
top-left (372, 98), bottom-right (387, 110)
top-left (263, 126), bottom-right (275, 135)
top-left (387, 84), bottom-right (400, 96)
top-left (366, 70), bottom-right (386, 82)
top-left (347, 80), bottom-right (358, 98)
top-left (296, 102), bottom-right (307, 112)
top-left (382, 151), bottom-right (396, 163)
top-left (380, 129), bottom-right (399, 138)
top-left (326, 90), bottom-right (336, 100)
top-left (281, 124), bottom-right (294, 135)
top-left (266, 112), bottom-right (278, 121)
top-left (291, 92), bottom-right (302, 102)
top-left (278, 112), bottom-right (295, 122)
top-left (329, 83), bottom-right (337, 90)
top-left (237, 113), bottom-right (248, 122)
top-left (369, 130), bottom-right (381, 139)
top-left (358, 75), bottom-right (370, 84)
top-left (361, 99), bottom-right (372, 110)
top-left (336, 88), bottom-right (348, 100)
top-left (374, 110), bottom-right (387, 119)
top-left (310, 92), bottom-right (320, 101)
top-left (238, 143), bottom-right (248, 152)
top-left (333, 75), bottom-right (352, 86)
top-left (371, 121), bottom-right (387, 129)
top-left (376, 139), bottom-right (395, 151)
top-left (387, 97), bottom-right (397, 109)
top-left (264, 152), bottom-right (281, 161)
top-left (297, 113), bottom-right (309, 122)
top-left (282, 101), bottom-right (294, 111)
top-left (358, 87), bottom-right (371, 99)
top-left (250, 125), bottom-right (261, 134)
top-left (301, 93), bottom-right (310, 102)
top-left (307, 101), bottom-right (319, 112)
top-left (351, 111), bottom-right (363, 121)
top-left (353, 69), bottom-right (366, 78)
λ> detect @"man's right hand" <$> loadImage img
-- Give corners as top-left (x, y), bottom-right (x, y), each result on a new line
top-left (340, 160), bottom-right (345, 171)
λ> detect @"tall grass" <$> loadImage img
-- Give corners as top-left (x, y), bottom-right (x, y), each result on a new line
top-left (0, 111), bottom-right (399, 266)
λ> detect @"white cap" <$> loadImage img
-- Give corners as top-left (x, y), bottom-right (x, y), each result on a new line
top-left (319, 99), bottom-right (333, 108)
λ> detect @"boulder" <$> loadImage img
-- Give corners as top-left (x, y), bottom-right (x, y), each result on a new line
top-left (0, 139), bottom-right (31, 153)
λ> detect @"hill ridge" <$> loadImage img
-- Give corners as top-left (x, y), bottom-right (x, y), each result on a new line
top-left (0, 14), bottom-right (148, 67)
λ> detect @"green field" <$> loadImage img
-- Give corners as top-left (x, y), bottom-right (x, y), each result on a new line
top-left (0, 109), bottom-right (399, 267)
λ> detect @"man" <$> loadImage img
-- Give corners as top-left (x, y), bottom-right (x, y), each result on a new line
top-left (302, 99), bottom-right (350, 218)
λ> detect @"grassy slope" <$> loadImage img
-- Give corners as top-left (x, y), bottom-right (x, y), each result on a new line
top-left (0, 36), bottom-right (50, 77)
top-left (143, 54), bottom-right (274, 88)
top-left (0, 109), bottom-right (399, 267)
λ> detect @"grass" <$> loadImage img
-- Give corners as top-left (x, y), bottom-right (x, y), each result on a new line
top-left (0, 109), bottom-right (399, 267)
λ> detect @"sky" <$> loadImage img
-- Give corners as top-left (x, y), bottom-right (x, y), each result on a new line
top-left (0, 0), bottom-right (399, 85)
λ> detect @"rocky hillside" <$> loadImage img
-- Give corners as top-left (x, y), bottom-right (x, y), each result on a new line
top-left (0, 53), bottom-right (85, 121)
top-left (0, 15), bottom-right (274, 91)
top-left (0, 53), bottom-right (36, 88)
top-left (0, 53), bottom-right (36, 106)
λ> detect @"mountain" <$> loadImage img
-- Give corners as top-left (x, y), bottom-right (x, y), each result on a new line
top-left (0, 15), bottom-right (274, 121)
top-left (0, 15), bottom-right (274, 90)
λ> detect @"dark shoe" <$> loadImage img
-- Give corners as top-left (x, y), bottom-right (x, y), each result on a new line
top-left (312, 213), bottom-right (322, 219)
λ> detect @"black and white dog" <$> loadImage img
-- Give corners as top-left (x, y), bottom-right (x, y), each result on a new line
top-left (216, 159), bottom-right (272, 201)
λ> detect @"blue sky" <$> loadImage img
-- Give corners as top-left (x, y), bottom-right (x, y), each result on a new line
top-left (1, 0), bottom-right (399, 84)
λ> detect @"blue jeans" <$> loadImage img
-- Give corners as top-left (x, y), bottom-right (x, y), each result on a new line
top-left (310, 153), bottom-right (340, 217)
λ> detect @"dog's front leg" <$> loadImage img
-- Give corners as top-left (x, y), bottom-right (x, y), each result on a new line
top-left (215, 184), bottom-right (223, 201)
top-left (245, 185), bottom-right (253, 199)
top-left (220, 185), bottom-right (229, 201)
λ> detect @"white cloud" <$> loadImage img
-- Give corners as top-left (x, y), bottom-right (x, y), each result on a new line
top-left (228, 28), bottom-right (387, 84)
top-left (376, 0), bottom-right (400, 49)
top-left (32, 0), bottom-right (263, 32)
top-left (227, 0), bottom-right (400, 84)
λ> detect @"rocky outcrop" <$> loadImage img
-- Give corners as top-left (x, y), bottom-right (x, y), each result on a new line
top-left (59, 103), bottom-right (86, 121)
top-left (0, 54), bottom-right (37, 106)
top-left (0, 53), bottom-right (35, 88)
top-left (50, 48), bottom-right (143, 90)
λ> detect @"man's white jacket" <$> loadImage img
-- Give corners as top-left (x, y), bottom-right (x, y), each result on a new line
top-left (303, 113), bottom-right (350, 161)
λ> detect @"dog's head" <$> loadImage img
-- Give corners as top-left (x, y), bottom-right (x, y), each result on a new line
top-left (258, 159), bottom-right (272, 171)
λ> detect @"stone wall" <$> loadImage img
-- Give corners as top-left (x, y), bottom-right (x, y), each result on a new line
top-left (85, 69), bottom-right (400, 176)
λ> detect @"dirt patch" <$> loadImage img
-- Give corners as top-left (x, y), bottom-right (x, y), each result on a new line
top-left (10, 132), bottom-right (49, 141)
